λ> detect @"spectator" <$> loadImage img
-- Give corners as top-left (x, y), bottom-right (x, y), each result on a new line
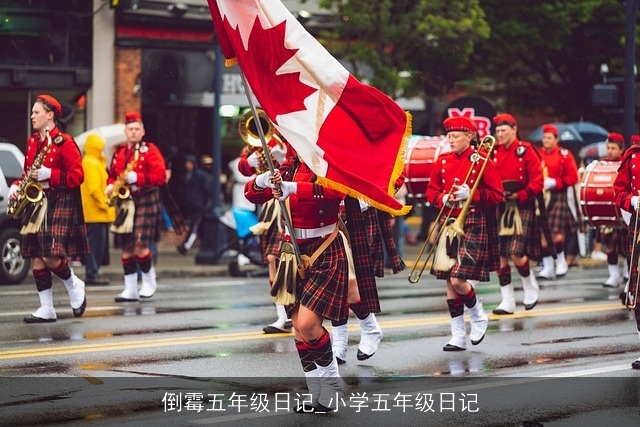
top-left (80, 132), bottom-right (115, 285)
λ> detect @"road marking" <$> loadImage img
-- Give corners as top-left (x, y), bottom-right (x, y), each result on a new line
top-left (0, 302), bottom-right (624, 360)
top-left (542, 364), bottom-right (631, 377)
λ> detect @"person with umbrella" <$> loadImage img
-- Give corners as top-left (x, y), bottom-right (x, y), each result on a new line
top-left (537, 124), bottom-right (580, 280)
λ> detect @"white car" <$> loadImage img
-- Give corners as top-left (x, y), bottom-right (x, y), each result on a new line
top-left (0, 140), bottom-right (31, 284)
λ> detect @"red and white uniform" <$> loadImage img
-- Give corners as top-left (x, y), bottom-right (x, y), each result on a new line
top-left (493, 139), bottom-right (543, 202)
top-left (108, 141), bottom-right (166, 190)
top-left (538, 146), bottom-right (579, 190)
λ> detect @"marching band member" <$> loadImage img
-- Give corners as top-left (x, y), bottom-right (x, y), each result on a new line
top-left (598, 133), bottom-right (627, 288)
top-left (331, 194), bottom-right (405, 364)
top-left (491, 114), bottom-right (544, 314)
top-left (426, 117), bottom-right (503, 351)
top-left (238, 132), bottom-right (293, 334)
top-left (244, 149), bottom-right (347, 412)
top-left (612, 140), bottom-right (640, 370)
top-left (536, 124), bottom-right (580, 280)
top-left (106, 112), bottom-right (167, 302)
top-left (9, 94), bottom-right (88, 323)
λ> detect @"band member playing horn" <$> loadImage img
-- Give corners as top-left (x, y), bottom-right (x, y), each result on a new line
top-left (536, 124), bottom-right (580, 280)
top-left (597, 133), bottom-right (628, 288)
top-left (238, 111), bottom-right (294, 334)
top-left (612, 140), bottom-right (640, 370)
top-left (491, 114), bottom-right (544, 314)
top-left (426, 117), bottom-right (503, 351)
top-left (106, 112), bottom-right (167, 302)
top-left (244, 148), bottom-right (348, 412)
top-left (8, 94), bottom-right (88, 323)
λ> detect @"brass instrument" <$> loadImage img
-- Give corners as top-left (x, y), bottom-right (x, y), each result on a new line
top-left (7, 126), bottom-right (51, 219)
top-left (626, 194), bottom-right (640, 309)
top-left (107, 143), bottom-right (139, 207)
top-left (409, 135), bottom-right (497, 283)
top-left (238, 108), bottom-right (285, 173)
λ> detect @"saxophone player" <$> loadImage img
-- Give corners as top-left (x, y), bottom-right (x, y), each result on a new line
top-left (106, 112), bottom-right (166, 302)
top-left (8, 94), bottom-right (88, 323)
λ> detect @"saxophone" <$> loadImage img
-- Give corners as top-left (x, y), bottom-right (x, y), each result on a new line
top-left (6, 127), bottom-right (51, 219)
top-left (107, 143), bottom-right (139, 207)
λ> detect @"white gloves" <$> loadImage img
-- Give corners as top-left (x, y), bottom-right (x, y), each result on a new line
top-left (453, 183), bottom-right (470, 202)
top-left (126, 171), bottom-right (138, 184)
top-left (277, 181), bottom-right (297, 201)
top-left (105, 184), bottom-right (114, 196)
top-left (271, 144), bottom-right (287, 165)
top-left (254, 171), bottom-right (272, 189)
top-left (8, 184), bottom-right (19, 200)
top-left (632, 196), bottom-right (640, 210)
top-left (544, 177), bottom-right (556, 190)
top-left (358, 199), bottom-right (370, 212)
top-left (247, 151), bottom-right (261, 169)
top-left (442, 194), bottom-right (451, 206)
top-left (37, 166), bottom-right (51, 181)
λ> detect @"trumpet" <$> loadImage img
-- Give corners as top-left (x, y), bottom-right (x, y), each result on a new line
top-left (238, 108), bottom-right (286, 173)
top-left (408, 135), bottom-right (497, 283)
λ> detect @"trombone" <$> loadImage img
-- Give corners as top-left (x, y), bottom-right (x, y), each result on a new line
top-left (238, 108), bottom-right (285, 173)
top-left (408, 135), bottom-right (497, 284)
top-left (625, 194), bottom-right (640, 309)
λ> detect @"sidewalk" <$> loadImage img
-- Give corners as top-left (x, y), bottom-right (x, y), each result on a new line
top-left (93, 216), bottom-right (607, 283)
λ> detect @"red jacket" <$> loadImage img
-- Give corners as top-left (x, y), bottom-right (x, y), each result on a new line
top-left (108, 141), bottom-right (166, 189)
top-left (426, 145), bottom-right (503, 214)
top-left (538, 146), bottom-right (579, 191)
top-left (614, 145), bottom-right (640, 211)
top-left (244, 159), bottom-right (344, 233)
top-left (492, 139), bottom-right (543, 203)
top-left (15, 126), bottom-right (84, 189)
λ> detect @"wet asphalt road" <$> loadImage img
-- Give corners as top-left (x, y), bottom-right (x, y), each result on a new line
top-left (0, 263), bottom-right (639, 426)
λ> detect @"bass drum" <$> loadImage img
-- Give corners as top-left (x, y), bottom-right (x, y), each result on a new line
top-left (579, 160), bottom-right (626, 227)
top-left (404, 136), bottom-right (450, 205)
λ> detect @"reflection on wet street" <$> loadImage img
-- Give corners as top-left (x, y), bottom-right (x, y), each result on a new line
top-left (0, 265), bottom-right (639, 426)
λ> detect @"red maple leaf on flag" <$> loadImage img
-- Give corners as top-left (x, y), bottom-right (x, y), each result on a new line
top-left (226, 17), bottom-right (317, 117)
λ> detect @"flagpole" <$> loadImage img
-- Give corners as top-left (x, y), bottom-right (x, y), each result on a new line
top-left (239, 71), bottom-right (303, 266)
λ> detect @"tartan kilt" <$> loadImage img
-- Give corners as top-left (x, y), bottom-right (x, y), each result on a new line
top-left (113, 188), bottom-right (162, 250)
top-left (547, 190), bottom-right (578, 234)
top-left (292, 234), bottom-right (349, 322)
top-left (260, 220), bottom-right (284, 261)
top-left (432, 209), bottom-right (494, 282)
top-left (498, 199), bottom-right (541, 260)
top-left (599, 227), bottom-right (628, 257)
top-left (344, 199), bottom-right (382, 314)
top-left (22, 188), bottom-right (89, 258)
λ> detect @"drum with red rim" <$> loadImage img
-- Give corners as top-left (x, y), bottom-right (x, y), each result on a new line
top-left (579, 160), bottom-right (624, 227)
top-left (404, 136), bottom-right (450, 204)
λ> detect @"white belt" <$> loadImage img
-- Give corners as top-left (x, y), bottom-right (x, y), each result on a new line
top-left (293, 223), bottom-right (336, 239)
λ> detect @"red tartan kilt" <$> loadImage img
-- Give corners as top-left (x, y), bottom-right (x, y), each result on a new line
top-left (22, 188), bottom-right (88, 259)
top-left (498, 200), bottom-right (541, 260)
top-left (113, 188), bottom-right (162, 250)
top-left (433, 210), bottom-right (492, 281)
top-left (599, 227), bottom-right (628, 257)
top-left (292, 234), bottom-right (349, 322)
top-left (547, 190), bottom-right (577, 234)
top-left (260, 221), bottom-right (284, 260)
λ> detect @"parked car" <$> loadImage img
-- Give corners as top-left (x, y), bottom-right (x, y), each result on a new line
top-left (0, 140), bottom-right (31, 284)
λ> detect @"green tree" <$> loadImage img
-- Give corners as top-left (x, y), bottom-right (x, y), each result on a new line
top-left (472, 0), bottom-right (629, 126)
top-left (315, 0), bottom-right (490, 98)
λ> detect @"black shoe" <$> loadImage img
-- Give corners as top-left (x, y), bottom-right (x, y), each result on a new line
top-left (492, 308), bottom-right (514, 315)
top-left (336, 357), bottom-right (346, 365)
top-left (72, 297), bottom-right (87, 318)
top-left (114, 296), bottom-right (139, 302)
top-left (23, 315), bottom-right (56, 324)
top-left (262, 325), bottom-right (290, 334)
top-left (176, 245), bottom-right (188, 255)
top-left (524, 300), bottom-right (538, 310)
top-left (357, 349), bottom-right (375, 361)
top-left (632, 359), bottom-right (640, 370)
top-left (284, 319), bottom-right (293, 329)
top-left (443, 343), bottom-right (465, 351)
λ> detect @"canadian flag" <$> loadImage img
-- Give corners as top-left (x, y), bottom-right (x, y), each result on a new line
top-left (207, 0), bottom-right (411, 215)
